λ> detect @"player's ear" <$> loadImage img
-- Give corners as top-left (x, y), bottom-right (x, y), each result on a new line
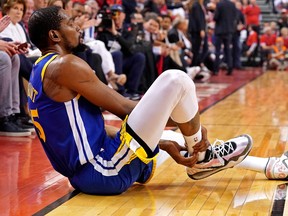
top-left (49, 30), bottom-right (60, 42)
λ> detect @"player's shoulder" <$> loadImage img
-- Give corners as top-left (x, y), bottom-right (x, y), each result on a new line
top-left (53, 54), bottom-right (88, 71)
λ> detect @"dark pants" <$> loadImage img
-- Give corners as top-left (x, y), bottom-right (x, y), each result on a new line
top-left (123, 52), bottom-right (145, 93)
top-left (191, 33), bottom-right (208, 67)
top-left (232, 33), bottom-right (242, 69)
top-left (111, 51), bottom-right (123, 75)
top-left (214, 33), bottom-right (233, 74)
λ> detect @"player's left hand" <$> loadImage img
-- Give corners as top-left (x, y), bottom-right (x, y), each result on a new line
top-left (159, 140), bottom-right (198, 167)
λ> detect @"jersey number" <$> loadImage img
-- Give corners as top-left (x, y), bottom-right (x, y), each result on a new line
top-left (30, 109), bottom-right (46, 142)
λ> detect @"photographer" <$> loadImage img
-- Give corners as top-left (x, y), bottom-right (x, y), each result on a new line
top-left (97, 4), bottom-right (145, 100)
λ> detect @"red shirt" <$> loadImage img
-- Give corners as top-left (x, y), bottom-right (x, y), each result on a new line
top-left (260, 34), bottom-right (276, 46)
top-left (246, 31), bottom-right (258, 46)
top-left (106, 0), bottom-right (122, 6)
top-left (244, 4), bottom-right (261, 26)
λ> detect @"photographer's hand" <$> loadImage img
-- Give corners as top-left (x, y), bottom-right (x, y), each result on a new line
top-left (82, 18), bottom-right (101, 30)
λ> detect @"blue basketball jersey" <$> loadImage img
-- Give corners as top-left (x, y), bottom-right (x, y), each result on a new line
top-left (28, 53), bottom-right (107, 177)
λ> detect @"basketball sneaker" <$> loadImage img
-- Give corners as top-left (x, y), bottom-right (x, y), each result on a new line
top-left (187, 134), bottom-right (253, 180)
top-left (265, 151), bottom-right (288, 180)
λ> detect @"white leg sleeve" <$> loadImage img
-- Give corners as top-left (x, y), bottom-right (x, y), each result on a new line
top-left (127, 69), bottom-right (198, 151)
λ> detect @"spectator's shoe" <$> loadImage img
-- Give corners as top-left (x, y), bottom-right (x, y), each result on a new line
top-left (187, 66), bottom-right (201, 80)
top-left (195, 71), bottom-right (211, 82)
top-left (187, 134), bottom-right (253, 180)
top-left (10, 114), bottom-right (35, 132)
top-left (0, 116), bottom-right (31, 137)
top-left (123, 92), bottom-right (142, 101)
top-left (265, 151), bottom-right (288, 180)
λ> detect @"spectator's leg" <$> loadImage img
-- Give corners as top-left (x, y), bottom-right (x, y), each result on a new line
top-left (0, 51), bottom-right (13, 118)
top-left (11, 55), bottom-right (21, 115)
top-left (111, 51), bottom-right (123, 75)
top-left (223, 34), bottom-right (233, 75)
top-left (214, 35), bottom-right (222, 75)
top-left (123, 52), bottom-right (146, 94)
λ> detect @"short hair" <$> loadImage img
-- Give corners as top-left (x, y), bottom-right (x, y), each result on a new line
top-left (2, 0), bottom-right (26, 17)
top-left (144, 12), bottom-right (158, 23)
top-left (28, 6), bottom-right (64, 50)
top-left (161, 14), bottom-right (172, 21)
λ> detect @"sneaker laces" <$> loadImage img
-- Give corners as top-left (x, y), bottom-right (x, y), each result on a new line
top-left (208, 139), bottom-right (236, 166)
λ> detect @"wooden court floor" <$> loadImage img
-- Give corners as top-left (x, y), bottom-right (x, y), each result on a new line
top-left (2, 69), bottom-right (288, 215)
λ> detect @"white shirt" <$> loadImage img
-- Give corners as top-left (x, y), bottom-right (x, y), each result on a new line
top-left (0, 22), bottom-right (26, 43)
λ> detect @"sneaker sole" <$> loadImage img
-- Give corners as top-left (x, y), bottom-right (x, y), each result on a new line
top-left (0, 131), bottom-right (32, 137)
top-left (188, 134), bottom-right (253, 180)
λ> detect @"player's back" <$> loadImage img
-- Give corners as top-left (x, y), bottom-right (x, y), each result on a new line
top-left (28, 53), bottom-right (107, 178)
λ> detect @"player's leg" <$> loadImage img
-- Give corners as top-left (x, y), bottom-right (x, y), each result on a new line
top-left (127, 69), bottom-right (200, 154)
top-left (127, 70), bottom-right (252, 179)
top-left (236, 152), bottom-right (288, 180)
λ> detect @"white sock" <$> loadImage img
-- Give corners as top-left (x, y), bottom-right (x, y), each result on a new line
top-left (235, 156), bottom-right (269, 173)
top-left (183, 126), bottom-right (206, 161)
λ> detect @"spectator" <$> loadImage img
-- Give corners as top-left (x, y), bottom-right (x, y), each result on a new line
top-left (83, 3), bottom-right (127, 90)
top-left (243, 0), bottom-right (261, 33)
top-left (188, 0), bottom-right (208, 69)
top-left (278, 9), bottom-right (288, 30)
top-left (243, 25), bottom-right (259, 65)
top-left (0, 0), bottom-right (41, 57)
top-left (0, 15), bottom-right (31, 136)
top-left (161, 14), bottom-right (172, 31)
top-left (280, 27), bottom-right (288, 48)
top-left (1, 0), bottom-right (40, 127)
top-left (85, 0), bottom-right (99, 20)
top-left (268, 37), bottom-right (287, 70)
top-left (33, 0), bottom-right (47, 9)
top-left (260, 26), bottom-right (276, 65)
top-left (213, 0), bottom-right (237, 75)
top-left (143, 0), bottom-right (168, 15)
top-left (122, 0), bottom-right (138, 24)
top-left (22, 0), bottom-right (34, 33)
top-left (47, 0), bottom-right (63, 7)
top-left (61, 0), bottom-right (108, 85)
top-left (270, 21), bottom-right (279, 36)
top-left (167, 18), bottom-right (193, 72)
top-left (232, 0), bottom-right (246, 69)
top-left (97, 4), bottom-right (145, 100)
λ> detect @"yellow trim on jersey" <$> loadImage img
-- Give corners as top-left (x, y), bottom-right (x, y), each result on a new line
top-left (34, 52), bottom-right (55, 65)
top-left (41, 54), bottom-right (58, 81)
top-left (75, 94), bottom-right (81, 100)
top-left (118, 116), bottom-right (158, 164)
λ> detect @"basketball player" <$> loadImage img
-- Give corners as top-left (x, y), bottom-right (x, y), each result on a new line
top-left (27, 6), bottom-right (252, 195)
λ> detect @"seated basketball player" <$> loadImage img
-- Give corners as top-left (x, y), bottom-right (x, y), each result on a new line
top-left (27, 6), bottom-right (252, 195)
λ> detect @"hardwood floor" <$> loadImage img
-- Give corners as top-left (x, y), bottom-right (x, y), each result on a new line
top-left (3, 68), bottom-right (288, 216)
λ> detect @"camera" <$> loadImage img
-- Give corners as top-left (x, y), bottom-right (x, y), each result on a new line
top-left (97, 6), bottom-right (118, 29)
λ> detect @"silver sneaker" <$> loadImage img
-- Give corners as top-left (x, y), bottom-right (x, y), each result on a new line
top-left (187, 134), bottom-right (253, 180)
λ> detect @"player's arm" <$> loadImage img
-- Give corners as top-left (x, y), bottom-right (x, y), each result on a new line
top-left (52, 54), bottom-right (137, 119)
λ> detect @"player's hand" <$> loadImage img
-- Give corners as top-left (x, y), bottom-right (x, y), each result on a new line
top-left (193, 126), bottom-right (210, 154)
top-left (159, 140), bottom-right (198, 167)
